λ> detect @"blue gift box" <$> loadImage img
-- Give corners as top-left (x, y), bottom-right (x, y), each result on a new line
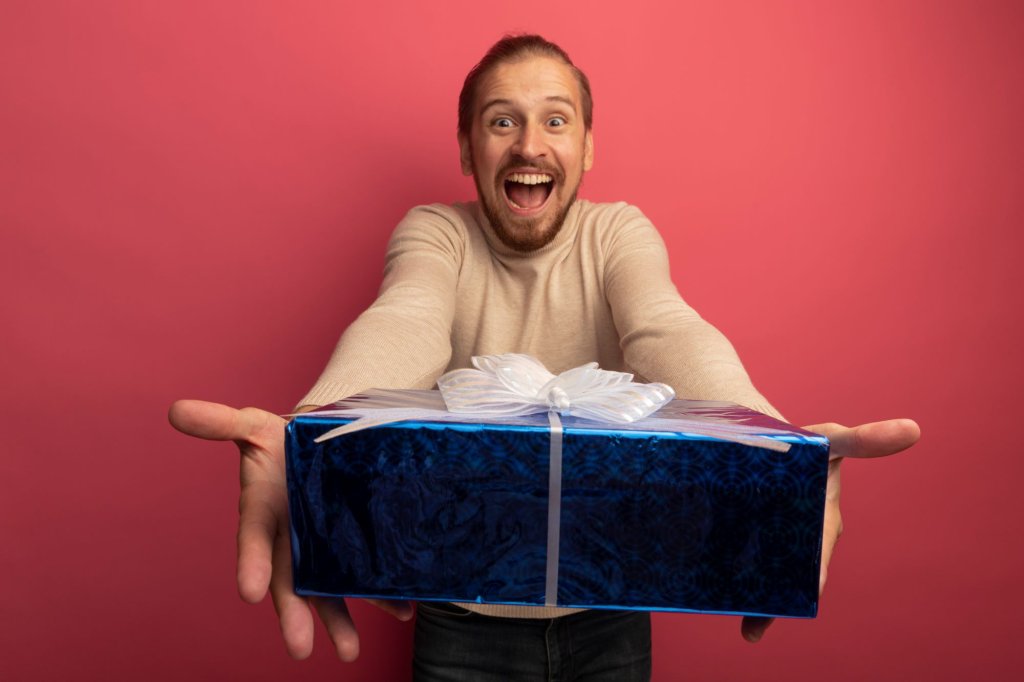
top-left (285, 391), bottom-right (829, 618)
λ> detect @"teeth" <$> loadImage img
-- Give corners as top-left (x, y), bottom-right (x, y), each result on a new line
top-left (507, 172), bottom-right (553, 185)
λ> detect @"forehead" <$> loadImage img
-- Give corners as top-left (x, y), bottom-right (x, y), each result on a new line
top-left (475, 55), bottom-right (582, 113)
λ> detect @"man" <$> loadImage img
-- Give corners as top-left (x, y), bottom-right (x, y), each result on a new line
top-left (169, 35), bottom-right (919, 681)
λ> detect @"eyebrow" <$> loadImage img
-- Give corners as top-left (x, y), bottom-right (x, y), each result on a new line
top-left (480, 96), bottom-right (576, 115)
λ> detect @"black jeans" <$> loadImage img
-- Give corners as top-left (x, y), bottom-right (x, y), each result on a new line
top-left (413, 602), bottom-right (652, 682)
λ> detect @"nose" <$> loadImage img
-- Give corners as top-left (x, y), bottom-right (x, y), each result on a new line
top-left (512, 121), bottom-right (546, 160)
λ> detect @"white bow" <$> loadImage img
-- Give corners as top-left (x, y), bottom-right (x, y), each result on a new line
top-left (437, 354), bottom-right (675, 422)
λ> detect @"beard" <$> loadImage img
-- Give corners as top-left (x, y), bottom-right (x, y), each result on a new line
top-left (472, 155), bottom-right (581, 253)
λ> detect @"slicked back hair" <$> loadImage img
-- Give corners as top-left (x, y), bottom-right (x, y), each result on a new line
top-left (458, 34), bottom-right (593, 137)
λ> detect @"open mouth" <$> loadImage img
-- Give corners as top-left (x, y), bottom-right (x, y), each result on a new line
top-left (503, 172), bottom-right (554, 212)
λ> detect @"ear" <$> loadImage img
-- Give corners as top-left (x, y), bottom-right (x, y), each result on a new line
top-left (583, 130), bottom-right (594, 172)
top-left (458, 133), bottom-right (473, 176)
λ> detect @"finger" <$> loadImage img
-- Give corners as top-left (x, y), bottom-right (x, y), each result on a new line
top-left (365, 598), bottom-right (414, 621)
top-left (741, 616), bottom-right (775, 643)
top-left (168, 400), bottom-right (254, 442)
top-left (819, 502), bottom-right (842, 596)
top-left (236, 480), bottom-right (280, 603)
top-left (312, 597), bottom-right (362, 662)
top-left (806, 419), bottom-right (920, 460)
top-left (270, 524), bottom-right (315, 659)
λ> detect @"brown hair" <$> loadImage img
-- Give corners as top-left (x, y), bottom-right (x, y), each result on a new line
top-left (457, 34), bottom-right (593, 136)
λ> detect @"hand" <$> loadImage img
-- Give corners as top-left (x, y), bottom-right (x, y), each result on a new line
top-left (168, 400), bottom-right (413, 660)
top-left (741, 418), bottom-right (920, 643)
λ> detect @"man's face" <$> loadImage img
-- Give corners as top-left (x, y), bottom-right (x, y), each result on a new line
top-left (459, 56), bottom-right (594, 252)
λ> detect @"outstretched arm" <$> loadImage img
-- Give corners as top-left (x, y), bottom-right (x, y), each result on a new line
top-left (168, 399), bottom-right (413, 661)
top-left (740, 418), bottom-right (921, 643)
top-left (601, 206), bottom-right (781, 418)
top-left (295, 206), bottom-right (461, 408)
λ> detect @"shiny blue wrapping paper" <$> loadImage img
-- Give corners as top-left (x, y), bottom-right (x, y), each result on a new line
top-left (285, 395), bottom-right (829, 618)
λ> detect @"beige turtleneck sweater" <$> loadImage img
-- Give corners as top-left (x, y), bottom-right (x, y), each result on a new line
top-left (298, 199), bottom-right (781, 618)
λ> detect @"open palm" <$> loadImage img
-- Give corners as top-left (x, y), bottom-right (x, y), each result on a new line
top-left (168, 400), bottom-right (412, 661)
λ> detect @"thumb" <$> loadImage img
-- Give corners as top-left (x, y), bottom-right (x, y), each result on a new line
top-left (168, 399), bottom-right (259, 442)
top-left (806, 419), bottom-right (921, 460)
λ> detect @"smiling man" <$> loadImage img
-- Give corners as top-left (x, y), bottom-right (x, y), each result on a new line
top-left (458, 47), bottom-right (593, 252)
top-left (170, 34), bottom-right (919, 682)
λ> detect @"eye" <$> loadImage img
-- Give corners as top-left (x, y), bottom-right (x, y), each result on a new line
top-left (548, 117), bottom-right (567, 127)
top-left (493, 117), bottom-right (514, 128)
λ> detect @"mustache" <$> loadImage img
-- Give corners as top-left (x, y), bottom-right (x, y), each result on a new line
top-left (498, 156), bottom-right (563, 183)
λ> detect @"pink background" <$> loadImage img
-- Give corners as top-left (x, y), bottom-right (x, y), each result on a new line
top-left (3, 1), bottom-right (1022, 679)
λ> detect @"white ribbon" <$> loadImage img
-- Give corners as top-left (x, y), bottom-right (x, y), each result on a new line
top-left (310, 354), bottom-right (677, 442)
top-left (303, 354), bottom-right (795, 607)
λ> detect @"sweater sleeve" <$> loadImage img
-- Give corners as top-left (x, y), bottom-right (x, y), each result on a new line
top-left (602, 205), bottom-right (784, 420)
top-left (296, 205), bottom-right (461, 408)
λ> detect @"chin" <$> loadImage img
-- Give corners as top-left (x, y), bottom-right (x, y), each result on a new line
top-left (482, 197), bottom-right (576, 253)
